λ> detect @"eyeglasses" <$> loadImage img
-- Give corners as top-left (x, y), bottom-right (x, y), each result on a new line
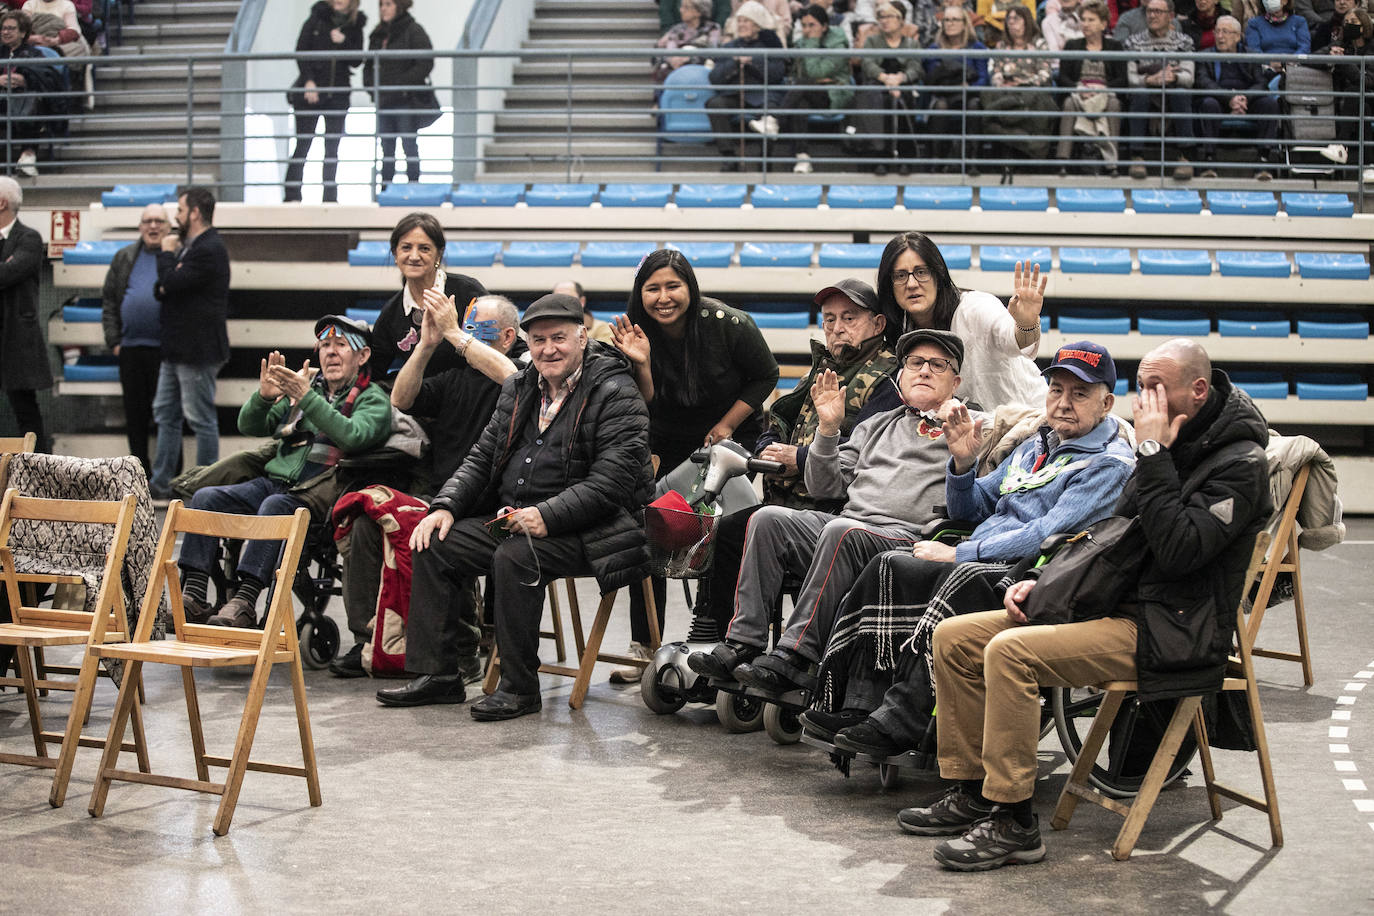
top-left (902, 355), bottom-right (957, 373)
top-left (891, 266), bottom-right (933, 285)
top-left (139, 218), bottom-right (167, 226)
top-left (1145, 7), bottom-right (1171, 14)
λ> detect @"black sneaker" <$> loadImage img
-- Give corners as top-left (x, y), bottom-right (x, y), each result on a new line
top-left (458, 654), bottom-right (485, 686)
top-left (329, 643), bottom-right (366, 678)
top-left (933, 810), bottom-right (1046, 871)
top-left (687, 641), bottom-right (759, 681)
top-left (898, 783), bottom-right (995, 836)
top-left (833, 719), bottom-right (904, 757)
top-left (798, 708), bottom-right (866, 742)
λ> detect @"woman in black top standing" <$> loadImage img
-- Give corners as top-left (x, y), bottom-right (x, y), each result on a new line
top-left (368, 0), bottom-right (433, 189)
top-left (284, 0), bottom-right (365, 202)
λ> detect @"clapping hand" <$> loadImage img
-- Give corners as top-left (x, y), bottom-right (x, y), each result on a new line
top-left (420, 286), bottom-right (460, 345)
top-left (268, 358), bottom-right (316, 403)
top-left (944, 403), bottom-right (983, 474)
top-left (610, 314), bottom-right (651, 366)
top-left (258, 350), bottom-right (288, 400)
top-left (1006, 260), bottom-right (1047, 332)
top-left (810, 368), bottom-right (846, 437)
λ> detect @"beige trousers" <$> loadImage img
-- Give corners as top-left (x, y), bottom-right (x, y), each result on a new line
top-left (933, 610), bottom-right (1138, 803)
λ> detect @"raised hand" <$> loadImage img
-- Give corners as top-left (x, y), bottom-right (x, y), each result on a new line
top-left (421, 286), bottom-right (460, 339)
top-left (810, 368), bottom-right (847, 437)
top-left (610, 314), bottom-right (651, 366)
top-left (258, 350), bottom-right (287, 400)
top-left (269, 358), bottom-right (316, 402)
top-left (1006, 260), bottom-right (1047, 331)
top-left (944, 403), bottom-right (983, 474)
top-left (1131, 383), bottom-right (1185, 448)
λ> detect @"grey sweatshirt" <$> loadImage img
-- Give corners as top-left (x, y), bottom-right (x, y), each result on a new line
top-left (804, 405), bottom-right (957, 530)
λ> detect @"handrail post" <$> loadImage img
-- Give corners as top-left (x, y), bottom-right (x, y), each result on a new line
top-left (186, 57), bottom-right (195, 187)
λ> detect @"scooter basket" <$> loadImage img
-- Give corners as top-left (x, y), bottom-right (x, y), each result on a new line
top-left (645, 505), bottom-right (718, 578)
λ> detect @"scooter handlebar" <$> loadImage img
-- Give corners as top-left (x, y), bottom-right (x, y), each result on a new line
top-left (747, 457), bottom-right (785, 475)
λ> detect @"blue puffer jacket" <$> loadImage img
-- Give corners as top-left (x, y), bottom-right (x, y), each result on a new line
top-left (946, 416), bottom-right (1137, 562)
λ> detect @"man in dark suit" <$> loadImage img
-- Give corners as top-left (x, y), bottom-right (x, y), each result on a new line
top-left (1194, 16), bottom-right (1282, 179)
top-left (0, 176), bottom-right (52, 452)
top-left (149, 186), bottom-right (231, 498)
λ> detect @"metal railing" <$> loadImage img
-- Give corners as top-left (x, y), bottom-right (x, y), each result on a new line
top-left (1, 45), bottom-right (1367, 204)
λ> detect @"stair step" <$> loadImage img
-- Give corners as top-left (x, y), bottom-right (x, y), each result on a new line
top-left (515, 60), bottom-right (645, 78)
top-left (536, 0), bottom-right (657, 11)
top-left (94, 62), bottom-right (223, 82)
top-left (126, 0), bottom-right (243, 17)
top-left (505, 91), bottom-right (654, 108)
top-left (59, 140), bottom-right (221, 162)
top-left (118, 20), bottom-right (236, 41)
top-left (94, 90), bottom-right (221, 109)
top-left (529, 16), bottom-right (660, 32)
top-left (485, 138), bottom-right (660, 159)
top-left (69, 113), bottom-right (223, 133)
top-left (523, 37), bottom-right (654, 49)
top-left (107, 41), bottom-right (228, 56)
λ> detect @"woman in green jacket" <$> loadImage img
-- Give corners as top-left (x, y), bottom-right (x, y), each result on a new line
top-left (772, 5), bottom-right (854, 172)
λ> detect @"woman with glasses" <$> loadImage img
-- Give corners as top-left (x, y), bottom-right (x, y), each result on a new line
top-left (922, 5), bottom-right (990, 170)
top-left (979, 5), bottom-right (1056, 173)
top-left (854, 1), bottom-right (925, 174)
top-left (872, 230), bottom-right (1047, 411)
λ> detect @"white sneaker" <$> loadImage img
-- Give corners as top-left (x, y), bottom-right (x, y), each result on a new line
top-left (17, 150), bottom-right (36, 177)
top-left (1319, 144), bottom-right (1349, 165)
top-left (608, 641), bottom-right (652, 685)
top-left (1363, 167), bottom-right (1374, 185)
top-left (793, 152), bottom-right (812, 174)
top-left (747, 115), bottom-right (779, 137)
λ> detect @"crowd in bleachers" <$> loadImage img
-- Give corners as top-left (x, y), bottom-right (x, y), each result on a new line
top-left (653, 0), bottom-right (1374, 180)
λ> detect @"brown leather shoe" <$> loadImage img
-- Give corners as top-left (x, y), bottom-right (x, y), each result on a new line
top-left (180, 593), bottom-right (216, 625)
top-left (207, 594), bottom-right (258, 628)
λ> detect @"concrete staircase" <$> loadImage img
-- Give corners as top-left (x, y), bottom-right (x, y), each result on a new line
top-left (484, 0), bottom-right (669, 174)
top-left (27, 0), bottom-right (237, 207)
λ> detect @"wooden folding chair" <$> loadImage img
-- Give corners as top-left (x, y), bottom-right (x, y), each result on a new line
top-left (0, 432), bottom-right (37, 490)
top-left (88, 501), bottom-right (320, 837)
top-left (0, 490), bottom-right (150, 807)
top-left (482, 576), bottom-right (660, 709)
top-left (1248, 463), bottom-right (1314, 686)
top-left (1051, 532), bottom-right (1282, 860)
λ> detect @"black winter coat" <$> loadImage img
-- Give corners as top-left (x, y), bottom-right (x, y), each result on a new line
top-left (430, 342), bottom-right (655, 593)
top-left (155, 227), bottom-right (231, 367)
top-left (0, 220), bottom-right (53, 391)
top-left (292, 1), bottom-right (367, 111)
top-left (366, 11), bottom-right (433, 110)
top-left (1114, 371), bottom-right (1272, 700)
top-left (1056, 37), bottom-right (1129, 89)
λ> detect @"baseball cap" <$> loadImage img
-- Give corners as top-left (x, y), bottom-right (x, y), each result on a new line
top-left (813, 277), bottom-right (879, 313)
top-left (1042, 340), bottom-right (1117, 388)
top-left (896, 328), bottom-right (965, 367)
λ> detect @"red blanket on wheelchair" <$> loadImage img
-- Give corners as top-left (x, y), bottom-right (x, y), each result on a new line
top-left (332, 485), bottom-right (429, 676)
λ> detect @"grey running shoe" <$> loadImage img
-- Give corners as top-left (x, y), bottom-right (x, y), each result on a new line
top-left (898, 783), bottom-right (995, 836)
top-left (933, 811), bottom-right (1047, 871)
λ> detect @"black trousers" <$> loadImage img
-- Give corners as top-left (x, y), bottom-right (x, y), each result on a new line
top-left (405, 516), bottom-right (587, 696)
top-left (284, 110), bottom-right (348, 202)
top-left (5, 389), bottom-right (47, 453)
top-left (118, 345), bottom-right (160, 474)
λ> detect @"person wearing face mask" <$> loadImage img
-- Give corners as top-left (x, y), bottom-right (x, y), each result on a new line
top-left (1195, 15), bottom-right (1282, 179)
top-left (1318, 4), bottom-right (1373, 180)
top-left (1309, 0), bottom-right (1354, 49)
top-left (798, 342), bottom-right (1134, 765)
top-left (1245, 0), bottom-right (1310, 71)
top-left (688, 329), bottom-right (970, 687)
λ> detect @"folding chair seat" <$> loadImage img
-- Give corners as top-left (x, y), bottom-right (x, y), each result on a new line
top-left (87, 503), bottom-right (319, 836)
top-left (1294, 252), bottom-right (1369, 280)
top-left (0, 491), bottom-right (148, 807)
top-left (481, 576), bottom-right (660, 710)
top-left (1280, 192), bottom-right (1354, 218)
top-left (1051, 533), bottom-right (1281, 860)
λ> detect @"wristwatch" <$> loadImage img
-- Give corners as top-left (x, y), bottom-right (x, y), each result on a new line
top-left (1137, 439), bottom-right (1162, 458)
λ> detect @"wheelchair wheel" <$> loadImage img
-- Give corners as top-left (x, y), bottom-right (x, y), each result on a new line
top-left (1052, 686), bottom-right (1197, 799)
top-left (297, 616), bottom-right (339, 670)
top-left (640, 662), bottom-right (688, 715)
top-left (763, 703), bottom-right (802, 745)
top-left (716, 690), bottom-right (765, 733)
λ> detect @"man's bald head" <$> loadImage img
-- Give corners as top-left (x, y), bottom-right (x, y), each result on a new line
top-left (1137, 338), bottom-right (1212, 426)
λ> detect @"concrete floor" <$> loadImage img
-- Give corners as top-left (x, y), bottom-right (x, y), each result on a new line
top-left (2, 520), bottom-right (1374, 914)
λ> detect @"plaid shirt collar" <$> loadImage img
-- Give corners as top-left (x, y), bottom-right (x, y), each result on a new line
top-left (537, 364), bottom-right (583, 432)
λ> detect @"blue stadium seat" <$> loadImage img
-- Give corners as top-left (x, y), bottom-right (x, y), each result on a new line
top-left (100, 183), bottom-right (178, 207)
top-left (63, 356), bottom-right (120, 382)
top-left (1113, 379), bottom-right (1129, 396)
top-left (591, 310), bottom-right (620, 325)
top-left (979, 187), bottom-right (1049, 211)
top-left (62, 241), bottom-right (127, 265)
top-left (1056, 188), bottom-right (1126, 213)
top-left (347, 241), bottom-right (393, 266)
top-left (941, 244), bottom-right (973, 270)
top-left (903, 186), bottom-right (973, 210)
top-left (1041, 315), bottom-right (1051, 333)
top-left (599, 183), bottom-right (673, 207)
top-left (1281, 192), bottom-right (1354, 218)
top-left (980, 246), bottom-right (1051, 273)
top-left (1058, 248), bottom-right (1132, 275)
top-left (1138, 249), bottom-right (1212, 275)
top-left (449, 183), bottom-right (524, 206)
top-left (376, 183), bottom-right (450, 207)
top-left (818, 243), bottom-right (885, 268)
top-left (1294, 252), bottom-right (1369, 280)
top-left (525, 184), bottom-right (599, 207)
top-left (1132, 189), bottom-right (1203, 214)
top-left (1230, 371), bottom-right (1289, 400)
top-left (751, 184), bottom-right (823, 208)
top-left (674, 183), bottom-right (749, 208)
top-left (503, 241), bottom-right (579, 266)
top-left (1058, 308), bottom-right (1131, 335)
top-left (666, 241), bottom-right (734, 267)
top-left (1295, 372), bottom-right (1368, 400)
top-left (774, 377), bottom-right (802, 393)
top-left (739, 242), bottom-right (813, 267)
top-left (62, 298), bottom-right (102, 323)
top-left (1138, 310), bottom-right (1210, 336)
top-left (656, 64), bottom-right (715, 164)
top-left (1218, 311), bottom-right (1289, 337)
top-left (444, 241), bottom-right (501, 267)
top-left (749, 312), bottom-right (810, 329)
top-left (345, 307), bottom-right (382, 325)
top-left (827, 184), bottom-right (898, 208)
top-left (1216, 250), bottom-right (1290, 278)
top-left (581, 241), bottom-right (657, 267)
top-left (1207, 190), bottom-right (1278, 216)
top-left (1297, 313), bottom-right (1370, 339)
